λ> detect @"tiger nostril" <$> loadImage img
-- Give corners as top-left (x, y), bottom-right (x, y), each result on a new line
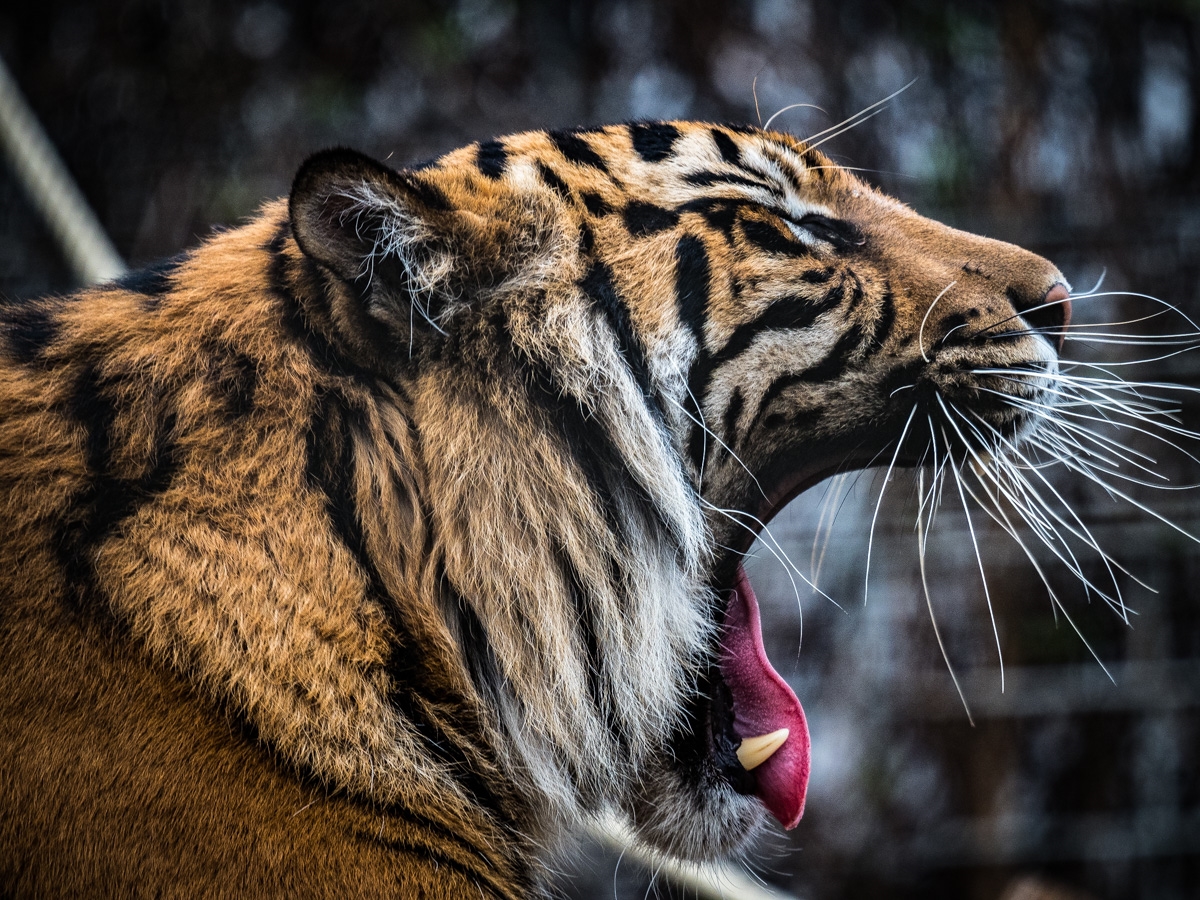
top-left (1015, 282), bottom-right (1071, 354)
top-left (1042, 282), bottom-right (1071, 353)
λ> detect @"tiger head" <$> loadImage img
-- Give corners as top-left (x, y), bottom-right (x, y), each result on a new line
top-left (288, 122), bottom-right (1069, 859)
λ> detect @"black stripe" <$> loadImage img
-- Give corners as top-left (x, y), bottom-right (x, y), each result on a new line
top-left (476, 140), bottom-right (507, 180)
top-left (869, 285), bottom-right (897, 348)
top-left (722, 388), bottom-right (744, 446)
top-left (740, 217), bottom-right (813, 258)
top-left (623, 201), bottom-right (679, 237)
top-left (55, 367), bottom-right (181, 608)
top-left (684, 170), bottom-right (772, 190)
top-left (674, 235), bottom-right (711, 350)
top-left (580, 259), bottom-right (666, 426)
top-left (211, 346), bottom-right (259, 417)
top-left (754, 322), bottom-right (868, 429)
top-left (303, 391), bottom-right (510, 817)
top-left (677, 197), bottom-right (740, 241)
top-left (714, 285), bottom-right (844, 366)
top-left (557, 544), bottom-right (626, 750)
top-left (581, 191), bottom-right (612, 216)
top-left (549, 130), bottom-right (608, 172)
top-left (629, 121), bottom-right (680, 162)
top-left (446, 580), bottom-right (504, 709)
top-left (795, 213), bottom-right (866, 252)
top-left (519, 350), bottom-right (669, 554)
top-left (684, 388), bottom-right (708, 474)
top-left (535, 161), bottom-right (572, 201)
top-left (798, 320), bottom-right (867, 383)
top-left (801, 146), bottom-right (829, 174)
top-left (686, 283), bottom-right (846, 409)
top-left (0, 297), bottom-right (62, 363)
top-left (578, 221), bottom-right (595, 255)
top-left (761, 147), bottom-right (808, 196)
top-left (111, 253), bottom-right (186, 301)
top-left (397, 173), bottom-right (451, 212)
top-left (845, 272), bottom-right (869, 308)
top-left (711, 129), bottom-right (741, 165)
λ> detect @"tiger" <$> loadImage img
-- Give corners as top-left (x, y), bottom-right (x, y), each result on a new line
top-left (0, 120), bottom-right (1073, 897)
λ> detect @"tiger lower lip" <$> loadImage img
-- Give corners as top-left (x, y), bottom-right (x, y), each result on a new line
top-left (719, 564), bottom-right (811, 829)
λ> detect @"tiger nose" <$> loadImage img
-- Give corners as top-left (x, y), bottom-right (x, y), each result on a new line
top-left (1044, 283), bottom-right (1071, 353)
top-left (1016, 282), bottom-right (1071, 354)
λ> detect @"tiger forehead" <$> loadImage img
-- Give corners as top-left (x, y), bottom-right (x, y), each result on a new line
top-left (423, 121), bottom-right (854, 209)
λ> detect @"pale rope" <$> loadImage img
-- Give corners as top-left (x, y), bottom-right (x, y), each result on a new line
top-left (0, 54), bottom-right (125, 284)
top-left (0, 55), bottom-right (801, 899)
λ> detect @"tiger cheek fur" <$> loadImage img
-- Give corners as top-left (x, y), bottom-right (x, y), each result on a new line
top-left (0, 122), bottom-right (1069, 894)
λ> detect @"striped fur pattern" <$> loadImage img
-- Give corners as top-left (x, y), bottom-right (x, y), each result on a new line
top-left (0, 122), bottom-right (1067, 896)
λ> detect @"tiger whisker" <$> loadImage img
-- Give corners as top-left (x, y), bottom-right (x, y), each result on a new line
top-left (798, 79), bottom-right (916, 148)
top-left (1054, 327), bottom-right (1200, 341)
top-left (865, 405), bottom-right (919, 605)
top-left (1064, 348), bottom-right (1200, 368)
top-left (666, 393), bottom-right (766, 501)
top-left (943, 421), bottom-right (1005, 691)
top-left (917, 463), bottom-right (975, 723)
top-left (961, 462), bottom-right (1119, 682)
top-left (810, 472), bottom-right (850, 594)
top-left (681, 384), bottom-right (709, 492)
top-left (716, 500), bottom-right (841, 612)
top-left (1051, 308), bottom-right (1170, 329)
top-left (976, 374), bottom-right (1200, 452)
top-left (979, 388), bottom-right (1176, 475)
top-left (965, 292), bottom-right (1074, 343)
top-left (1051, 289), bottom-right (1200, 332)
top-left (1024, 399), bottom-right (1196, 477)
top-left (1075, 267), bottom-right (1107, 296)
top-left (802, 106), bottom-right (889, 155)
top-left (946, 432), bottom-right (1120, 674)
top-left (919, 281), bottom-right (957, 363)
top-left (1027, 419), bottom-right (1163, 485)
top-left (947, 405), bottom-right (1129, 610)
top-left (967, 414), bottom-right (1142, 614)
top-left (763, 102), bottom-right (826, 132)
top-left (1023, 440), bottom-right (1200, 546)
top-left (975, 402), bottom-right (1170, 601)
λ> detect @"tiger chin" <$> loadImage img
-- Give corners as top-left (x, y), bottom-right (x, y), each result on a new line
top-left (0, 122), bottom-right (1069, 896)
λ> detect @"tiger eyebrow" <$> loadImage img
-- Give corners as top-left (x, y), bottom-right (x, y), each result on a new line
top-left (757, 147), bottom-right (808, 196)
top-left (683, 170), bottom-right (778, 193)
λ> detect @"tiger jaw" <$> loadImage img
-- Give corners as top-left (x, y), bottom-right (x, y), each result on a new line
top-left (683, 228), bottom-right (1070, 839)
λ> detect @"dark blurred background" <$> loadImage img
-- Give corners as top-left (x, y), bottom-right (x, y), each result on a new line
top-left (2, 2), bottom-right (1198, 899)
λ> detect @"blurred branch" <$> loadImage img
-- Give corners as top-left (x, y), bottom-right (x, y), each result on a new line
top-left (0, 53), bottom-right (125, 284)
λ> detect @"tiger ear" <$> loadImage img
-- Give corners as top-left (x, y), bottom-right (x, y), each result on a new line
top-left (289, 148), bottom-right (460, 340)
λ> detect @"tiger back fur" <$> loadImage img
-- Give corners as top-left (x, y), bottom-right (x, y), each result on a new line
top-left (0, 122), bottom-right (1069, 897)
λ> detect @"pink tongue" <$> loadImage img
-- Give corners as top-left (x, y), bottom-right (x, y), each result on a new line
top-left (718, 563), bottom-right (811, 829)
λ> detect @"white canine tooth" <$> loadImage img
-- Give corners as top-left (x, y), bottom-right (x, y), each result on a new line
top-left (735, 728), bottom-right (790, 771)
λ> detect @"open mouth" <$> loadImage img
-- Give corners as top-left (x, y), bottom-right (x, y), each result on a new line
top-left (709, 562), bottom-right (811, 829)
top-left (698, 468), bottom-right (842, 832)
top-left (694, 385), bottom-right (1035, 831)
